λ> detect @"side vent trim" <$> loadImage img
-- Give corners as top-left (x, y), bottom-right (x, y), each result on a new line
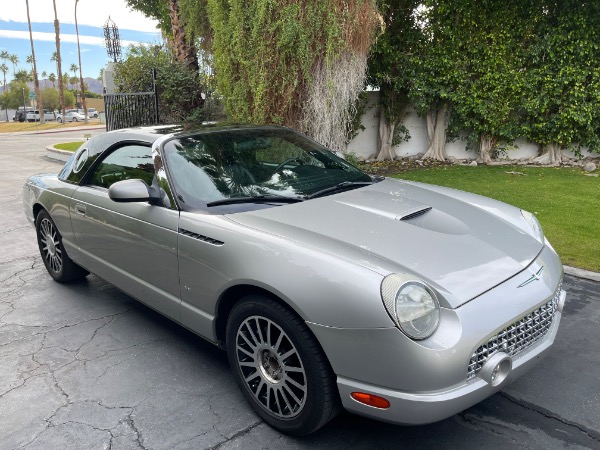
top-left (179, 228), bottom-right (224, 246)
top-left (398, 207), bottom-right (432, 221)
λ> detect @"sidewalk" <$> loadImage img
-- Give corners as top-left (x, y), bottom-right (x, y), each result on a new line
top-left (3, 124), bottom-right (106, 136)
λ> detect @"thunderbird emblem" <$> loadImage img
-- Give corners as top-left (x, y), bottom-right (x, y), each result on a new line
top-left (518, 266), bottom-right (544, 288)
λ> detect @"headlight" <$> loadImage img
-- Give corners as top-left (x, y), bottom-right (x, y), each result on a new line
top-left (521, 210), bottom-right (544, 243)
top-left (381, 273), bottom-right (440, 340)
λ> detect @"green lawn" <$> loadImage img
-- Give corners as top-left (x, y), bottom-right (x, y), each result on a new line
top-left (53, 141), bottom-right (84, 152)
top-left (394, 165), bottom-right (600, 272)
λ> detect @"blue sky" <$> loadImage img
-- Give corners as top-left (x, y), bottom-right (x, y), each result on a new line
top-left (0, 0), bottom-right (161, 81)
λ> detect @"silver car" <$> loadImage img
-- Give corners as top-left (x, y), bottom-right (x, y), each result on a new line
top-left (56, 111), bottom-right (86, 123)
top-left (23, 124), bottom-right (565, 435)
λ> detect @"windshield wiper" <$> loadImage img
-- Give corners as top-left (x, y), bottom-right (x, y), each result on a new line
top-left (305, 181), bottom-right (375, 200)
top-left (206, 195), bottom-right (304, 207)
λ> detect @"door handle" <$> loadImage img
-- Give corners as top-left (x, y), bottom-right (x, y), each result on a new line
top-left (75, 203), bottom-right (86, 216)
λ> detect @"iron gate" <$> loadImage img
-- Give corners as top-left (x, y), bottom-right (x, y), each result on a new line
top-left (104, 69), bottom-right (160, 131)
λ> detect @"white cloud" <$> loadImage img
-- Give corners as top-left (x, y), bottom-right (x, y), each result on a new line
top-left (0, 29), bottom-right (141, 47)
top-left (0, 0), bottom-right (159, 33)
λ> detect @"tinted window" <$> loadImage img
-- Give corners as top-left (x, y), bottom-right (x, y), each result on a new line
top-left (88, 145), bottom-right (154, 189)
top-left (163, 128), bottom-right (371, 209)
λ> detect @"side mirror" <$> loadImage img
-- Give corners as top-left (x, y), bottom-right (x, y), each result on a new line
top-left (109, 179), bottom-right (159, 203)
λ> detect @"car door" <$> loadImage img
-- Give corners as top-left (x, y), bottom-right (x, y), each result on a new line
top-left (70, 143), bottom-right (181, 321)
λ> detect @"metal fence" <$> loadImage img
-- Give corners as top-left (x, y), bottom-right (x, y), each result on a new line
top-left (104, 92), bottom-right (159, 131)
top-left (103, 69), bottom-right (160, 131)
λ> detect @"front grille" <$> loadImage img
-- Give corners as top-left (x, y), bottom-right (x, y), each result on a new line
top-left (467, 282), bottom-right (562, 380)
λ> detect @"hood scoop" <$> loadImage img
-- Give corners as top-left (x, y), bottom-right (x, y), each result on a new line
top-left (337, 197), bottom-right (432, 222)
top-left (398, 207), bottom-right (432, 221)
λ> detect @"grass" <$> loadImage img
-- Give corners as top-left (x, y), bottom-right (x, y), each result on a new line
top-left (394, 165), bottom-right (600, 272)
top-left (0, 120), bottom-right (99, 133)
top-left (53, 141), bottom-right (85, 152)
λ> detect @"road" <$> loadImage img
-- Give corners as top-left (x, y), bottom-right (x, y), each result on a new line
top-left (1, 129), bottom-right (599, 449)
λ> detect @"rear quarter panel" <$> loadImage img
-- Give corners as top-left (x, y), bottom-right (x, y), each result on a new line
top-left (24, 174), bottom-right (80, 261)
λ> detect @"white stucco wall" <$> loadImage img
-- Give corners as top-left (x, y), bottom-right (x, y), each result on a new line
top-left (347, 91), bottom-right (598, 160)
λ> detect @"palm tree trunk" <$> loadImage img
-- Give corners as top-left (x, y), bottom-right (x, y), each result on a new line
top-left (53, 0), bottom-right (66, 118)
top-left (75, 0), bottom-right (88, 123)
top-left (25, 0), bottom-right (44, 124)
top-left (166, 0), bottom-right (199, 72)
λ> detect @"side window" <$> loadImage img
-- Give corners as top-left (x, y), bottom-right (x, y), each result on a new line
top-left (88, 144), bottom-right (154, 189)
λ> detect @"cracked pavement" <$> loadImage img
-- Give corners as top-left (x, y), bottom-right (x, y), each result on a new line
top-left (1, 130), bottom-right (599, 449)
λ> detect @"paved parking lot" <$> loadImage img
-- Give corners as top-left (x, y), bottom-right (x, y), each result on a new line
top-left (1, 130), bottom-right (599, 449)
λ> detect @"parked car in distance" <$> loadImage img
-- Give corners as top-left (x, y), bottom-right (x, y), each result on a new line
top-left (26, 110), bottom-right (56, 122)
top-left (56, 111), bottom-right (86, 123)
top-left (13, 108), bottom-right (33, 122)
top-left (76, 108), bottom-right (98, 119)
top-left (23, 124), bottom-right (566, 436)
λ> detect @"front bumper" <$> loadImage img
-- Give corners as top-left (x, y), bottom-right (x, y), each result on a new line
top-left (308, 245), bottom-right (565, 425)
top-left (336, 295), bottom-right (563, 424)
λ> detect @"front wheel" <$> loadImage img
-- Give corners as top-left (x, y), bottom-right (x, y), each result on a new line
top-left (36, 210), bottom-right (88, 283)
top-left (73, 117), bottom-right (78, 122)
top-left (57, 117), bottom-right (63, 123)
top-left (226, 295), bottom-right (339, 435)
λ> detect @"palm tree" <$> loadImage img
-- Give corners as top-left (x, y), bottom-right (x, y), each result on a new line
top-left (0, 51), bottom-right (9, 94)
top-left (0, 63), bottom-right (8, 96)
top-left (69, 76), bottom-right (78, 94)
top-left (70, 63), bottom-right (78, 92)
top-left (25, 0), bottom-right (44, 124)
top-left (75, 0), bottom-right (88, 122)
top-left (26, 55), bottom-right (33, 73)
top-left (49, 72), bottom-right (56, 89)
top-left (52, 0), bottom-right (66, 117)
top-left (15, 70), bottom-right (31, 83)
top-left (9, 54), bottom-right (18, 76)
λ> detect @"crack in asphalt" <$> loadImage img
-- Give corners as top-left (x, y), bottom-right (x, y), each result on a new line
top-left (457, 411), bottom-right (534, 449)
top-left (126, 413), bottom-right (149, 450)
top-left (499, 392), bottom-right (600, 444)
top-left (0, 258), bottom-right (37, 284)
top-left (209, 421), bottom-right (263, 450)
top-left (0, 225), bottom-right (30, 235)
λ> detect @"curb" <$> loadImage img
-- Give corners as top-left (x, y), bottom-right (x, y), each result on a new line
top-left (4, 124), bottom-right (105, 136)
top-left (46, 145), bottom-right (75, 162)
top-left (29, 125), bottom-right (105, 135)
top-left (564, 266), bottom-right (600, 282)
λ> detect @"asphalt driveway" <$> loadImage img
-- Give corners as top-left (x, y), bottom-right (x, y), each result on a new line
top-left (1, 130), bottom-right (599, 449)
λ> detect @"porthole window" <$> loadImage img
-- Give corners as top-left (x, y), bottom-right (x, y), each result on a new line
top-left (73, 149), bottom-right (89, 173)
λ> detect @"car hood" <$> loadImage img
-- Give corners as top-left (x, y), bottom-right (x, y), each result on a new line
top-left (227, 178), bottom-right (543, 308)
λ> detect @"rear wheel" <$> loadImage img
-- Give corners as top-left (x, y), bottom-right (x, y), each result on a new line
top-left (226, 295), bottom-right (339, 435)
top-left (36, 210), bottom-right (88, 283)
top-left (57, 117), bottom-right (63, 123)
top-left (73, 117), bottom-right (78, 122)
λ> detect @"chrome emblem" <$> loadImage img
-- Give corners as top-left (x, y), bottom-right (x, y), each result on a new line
top-left (518, 266), bottom-right (544, 288)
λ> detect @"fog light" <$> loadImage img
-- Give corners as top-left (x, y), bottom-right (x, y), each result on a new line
top-left (350, 392), bottom-right (390, 409)
top-left (479, 352), bottom-right (512, 386)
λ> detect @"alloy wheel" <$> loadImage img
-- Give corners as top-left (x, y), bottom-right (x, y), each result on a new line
top-left (235, 315), bottom-right (307, 419)
top-left (39, 218), bottom-right (62, 273)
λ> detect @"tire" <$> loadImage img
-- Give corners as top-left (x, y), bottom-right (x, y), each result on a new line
top-left (73, 117), bottom-right (78, 122)
top-left (57, 117), bottom-right (62, 123)
top-left (36, 210), bottom-right (88, 283)
top-left (226, 295), bottom-right (339, 436)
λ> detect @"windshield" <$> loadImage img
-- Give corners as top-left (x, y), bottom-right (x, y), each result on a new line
top-left (162, 127), bottom-right (372, 210)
